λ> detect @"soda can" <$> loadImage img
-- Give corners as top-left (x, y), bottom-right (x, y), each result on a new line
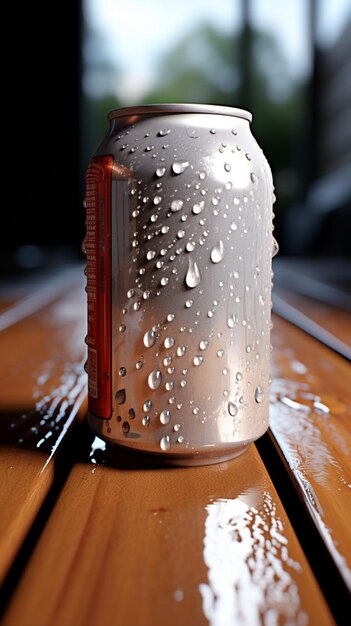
top-left (84, 104), bottom-right (275, 465)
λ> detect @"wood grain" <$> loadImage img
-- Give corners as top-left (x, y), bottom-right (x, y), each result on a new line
top-left (270, 314), bottom-right (351, 592)
top-left (2, 443), bottom-right (334, 626)
top-left (0, 269), bottom-right (87, 583)
top-left (276, 289), bottom-right (351, 347)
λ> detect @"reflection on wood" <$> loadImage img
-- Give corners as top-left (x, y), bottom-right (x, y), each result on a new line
top-left (0, 270), bottom-right (87, 583)
top-left (271, 315), bottom-right (351, 591)
top-left (2, 444), bottom-right (333, 626)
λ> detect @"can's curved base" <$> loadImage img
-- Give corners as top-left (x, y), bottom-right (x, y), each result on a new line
top-left (88, 412), bottom-right (260, 467)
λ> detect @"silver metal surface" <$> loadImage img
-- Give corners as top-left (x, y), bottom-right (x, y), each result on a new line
top-left (89, 105), bottom-right (274, 465)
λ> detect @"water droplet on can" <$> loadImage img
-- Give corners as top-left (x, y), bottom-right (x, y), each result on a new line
top-left (143, 330), bottom-right (156, 348)
top-left (142, 415), bottom-right (150, 427)
top-left (255, 386), bottom-right (265, 403)
top-left (119, 367), bottom-right (126, 377)
top-left (160, 409), bottom-right (171, 425)
top-left (272, 237), bottom-right (279, 258)
top-left (170, 199), bottom-right (184, 212)
top-left (164, 336), bottom-right (175, 349)
top-left (193, 355), bottom-right (203, 366)
top-left (115, 389), bottom-right (126, 404)
top-left (160, 435), bottom-right (171, 451)
top-left (224, 163), bottom-right (231, 172)
top-left (156, 167), bottom-right (166, 177)
top-left (210, 240), bottom-right (224, 263)
top-left (185, 257), bottom-right (201, 288)
top-left (143, 400), bottom-right (152, 413)
top-left (228, 402), bottom-right (238, 417)
top-left (122, 421), bottom-right (130, 433)
top-left (148, 369), bottom-right (162, 390)
top-left (177, 345), bottom-right (186, 357)
top-left (172, 161), bottom-right (189, 175)
top-left (199, 340), bottom-right (208, 350)
top-left (192, 201), bottom-right (204, 215)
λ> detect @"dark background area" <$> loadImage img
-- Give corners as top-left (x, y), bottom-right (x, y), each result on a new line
top-left (1, 0), bottom-right (350, 278)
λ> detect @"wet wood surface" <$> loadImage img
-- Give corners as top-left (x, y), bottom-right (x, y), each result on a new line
top-left (2, 444), bottom-right (333, 626)
top-left (0, 267), bottom-right (87, 583)
top-left (275, 289), bottom-right (351, 348)
top-left (1, 268), bottom-right (350, 625)
top-left (270, 313), bottom-right (351, 593)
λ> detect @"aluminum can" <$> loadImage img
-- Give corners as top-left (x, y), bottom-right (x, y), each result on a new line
top-left (85, 104), bottom-right (275, 465)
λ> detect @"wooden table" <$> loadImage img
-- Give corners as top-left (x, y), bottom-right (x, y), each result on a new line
top-left (0, 262), bottom-right (350, 626)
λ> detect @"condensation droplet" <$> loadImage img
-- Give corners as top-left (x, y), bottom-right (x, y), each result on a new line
top-left (127, 289), bottom-right (135, 298)
top-left (199, 340), bottom-right (208, 350)
top-left (156, 167), bottom-right (166, 177)
top-left (224, 163), bottom-right (231, 172)
top-left (164, 336), bottom-right (175, 349)
top-left (160, 409), bottom-right (171, 425)
top-left (146, 250), bottom-right (156, 260)
top-left (180, 379), bottom-right (187, 387)
top-left (185, 257), bottom-right (201, 288)
top-left (185, 299), bottom-right (193, 308)
top-left (161, 225), bottom-right (169, 234)
top-left (174, 423), bottom-right (181, 432)
top-left (136, 360), bottom-right (144, 370)
top-left (255, 386), bottom-right (265, 403)
top-left (170, 199), bottom-right (183, 213)
top-left (228, 402), bottom-right (238, 417)
top-left (193, 355), bottom-right (203, 366)
top-left (177, 230), bottom-right (185, 239)
top-left (158, 128), bottom-right (171, 137)
top-left (167, 313), bottom-right (175, 322)
top-left (177, 435), bottom-right (184, 444)
top-left (217, 349), bottom-right (224, 357)
top-left (210, 129), bottom-right (216, 135)
top-left (172, 161), bottom-right (189, 175)
top-left (160, 435), bottom-right (171, 451)
top-left (250, 172), bottom-right (257, 183)
top-left (166, 381), bottom-right (174, 391)
top-left (177, 345), bottom-right (186, 357)
top-left (230, 222), bottom-right (237, 231)
top-left (227, 314), bottom-right (236, 328)
top-left (115, 389), bottom-right (126, 404)
top-left (128, 408), bottom-right (135, 419)
top-left (236, 371), bottom-right (243, 382)
top-left (122, 421), bottom-right (130, 433)
top-left (160, 277), bottom-right (169, 287)
top-left (143, 330), bottom-right (156, 348)
top-left (186, 241), bottom-right (195, 252)
top-left (143, 400), bottom-right (152, 412)
top-left (153, 196), bottom-right (162, 205)
top-left (245, 153), bottom-right (251, 161)
top-left (210, 240), bottom-right (224, 263)
top-left (119, 367), bottom-right (126, 377)
top-left (272, 237), bottom-right (279, 258)
top-left (192, 201), bottom-right (204, 215)
top-left (142, 415), bottom-right (150, 427)
top-left (148, 369), bottom-right (162, 390)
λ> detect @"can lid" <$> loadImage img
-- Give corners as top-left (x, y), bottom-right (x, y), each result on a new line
top-left (108, 103), bottom-right (252, 123)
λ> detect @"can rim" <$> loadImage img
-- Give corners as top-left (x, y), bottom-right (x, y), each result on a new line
top-left (108, 103), bottom-right (252, 123)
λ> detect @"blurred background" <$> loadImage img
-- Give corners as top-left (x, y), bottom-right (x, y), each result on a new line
top-left (2, 0), bottom-right (350, 298)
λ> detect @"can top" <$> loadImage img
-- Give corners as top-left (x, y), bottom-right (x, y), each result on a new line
top-left (108, 103), bottom-right (252, 123)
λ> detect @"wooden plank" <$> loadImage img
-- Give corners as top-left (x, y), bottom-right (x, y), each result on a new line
top-left (275, 289), bottom-right (351, 349)
top-left (2, 443), bottom-right (333, 626)
top-left (270, 315), bottom-right (351, 592)
top-left (0, 268), bottom-right (87, 583)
